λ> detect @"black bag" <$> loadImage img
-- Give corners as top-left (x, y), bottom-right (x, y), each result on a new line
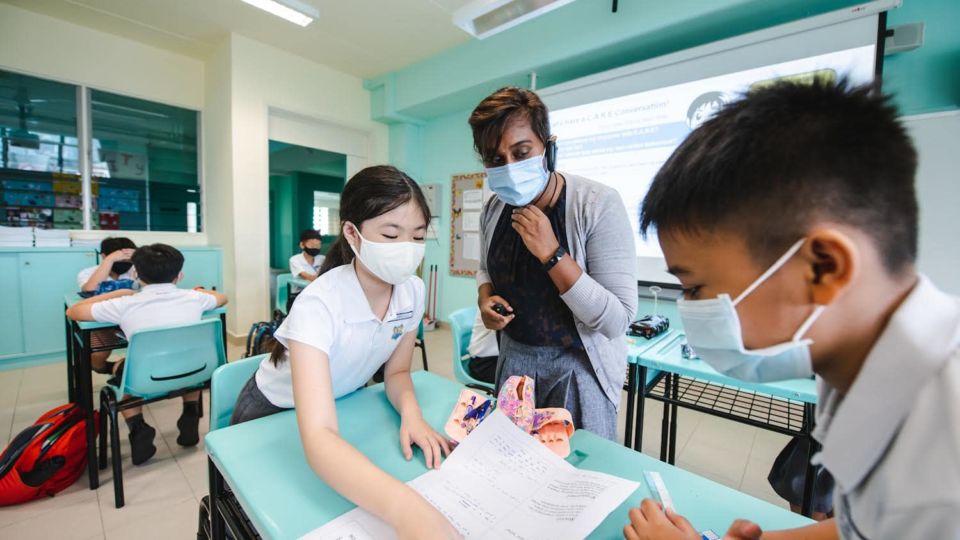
top-left (243, 310), bottom-right (285, 358)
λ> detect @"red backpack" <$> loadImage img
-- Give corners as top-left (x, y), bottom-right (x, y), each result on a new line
top-left (0, 404), bottom-right (96, 505)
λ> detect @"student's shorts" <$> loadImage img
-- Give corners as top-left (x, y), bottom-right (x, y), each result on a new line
top-left (231, 374), bottom-right (288, 425)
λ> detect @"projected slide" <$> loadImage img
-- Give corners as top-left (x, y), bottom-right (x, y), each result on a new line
top-left (550, 46), bottom-right (876, 259)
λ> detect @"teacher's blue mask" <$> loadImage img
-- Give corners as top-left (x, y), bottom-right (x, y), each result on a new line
top-left (485, 152), bottom-right (549, 207)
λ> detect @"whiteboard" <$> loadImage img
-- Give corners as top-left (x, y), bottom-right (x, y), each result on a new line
top-left (905, 110), bottom-right (960, 295)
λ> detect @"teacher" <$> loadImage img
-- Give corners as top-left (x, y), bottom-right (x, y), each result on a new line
top-left (470, 87), bottom-right (638, 440)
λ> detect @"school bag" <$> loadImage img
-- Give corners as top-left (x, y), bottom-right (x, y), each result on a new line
top-left (243, 310), bottom-right (285, 358)
top-left (0, 404), bottom-right (95, 506)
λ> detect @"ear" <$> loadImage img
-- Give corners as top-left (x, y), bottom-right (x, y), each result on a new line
top-left (342, 222), bottom-right (361, 250)
top-left (801, 228), bottom-right (858, 305)
top-left (174, 271), bottom-right (183, 285)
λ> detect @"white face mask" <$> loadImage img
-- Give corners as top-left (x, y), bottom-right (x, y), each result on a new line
top-left (677, 239), bottom-right (825, 383)
top-left (347, 224), bottom-right (425, 285)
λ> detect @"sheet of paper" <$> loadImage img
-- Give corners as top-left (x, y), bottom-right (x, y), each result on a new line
top-left (301, 411), bottom-right (639, 540)
top-left (461, 211), bottom-right (480, 232)
top-left (462, 189), bottom-right (483, 210)
top-left (462, 233), bottom-right (480, 261)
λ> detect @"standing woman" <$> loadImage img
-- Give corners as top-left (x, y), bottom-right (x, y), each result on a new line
top-left (470, 87), bottom-right (638, 440)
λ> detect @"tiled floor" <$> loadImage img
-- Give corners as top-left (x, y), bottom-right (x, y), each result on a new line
top-left (0, 328), bottom-right (794, 538)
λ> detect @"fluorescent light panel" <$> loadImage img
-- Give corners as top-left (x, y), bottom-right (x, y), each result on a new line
top-left (454, 0), bottom-right (576, 39)
top-left (240, 0), bottom-right (318, 27)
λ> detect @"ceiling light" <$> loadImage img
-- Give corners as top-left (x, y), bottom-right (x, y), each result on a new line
top-left (240, 0), bottom-right (318, 27)
top-left (453, 0), bottom-right (577, 39)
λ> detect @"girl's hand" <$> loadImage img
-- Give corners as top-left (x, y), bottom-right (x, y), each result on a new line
top-left (623, 500), bottom-right (700, 540)
top-left (511, 205), bottom-right (560, 264)
top-left (399, 413), bottom-right (452, 469)
top-left (395, 503), bottom-right (462, 540)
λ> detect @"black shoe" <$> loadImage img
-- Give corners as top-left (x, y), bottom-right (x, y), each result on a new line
top-left (128, 422), bottom-right (157, 465)
top-left (177, 405), bottom-right (201, 447)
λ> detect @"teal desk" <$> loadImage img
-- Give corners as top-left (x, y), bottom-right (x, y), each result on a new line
top-left (631, 329), bottom-right (819, 516)
top-left (205, 371), bottom-right (812, 540)
top-left (63, 294), bottom-right (226, 490)
top-left (622, 333), bottom-right (672, 449)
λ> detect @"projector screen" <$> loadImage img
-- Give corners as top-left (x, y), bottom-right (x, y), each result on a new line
top-left (543, 2), bottom-right (892, 284)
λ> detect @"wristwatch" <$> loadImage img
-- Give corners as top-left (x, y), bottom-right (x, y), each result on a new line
top-left (543, 246), bottom-right (567, 271)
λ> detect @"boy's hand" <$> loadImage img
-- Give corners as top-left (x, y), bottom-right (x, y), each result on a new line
top-left (723, 519), bottom-right (763, 540)
top-left (399, 413), bottom-right (452, 470)
top-left (623, 500), bottom-right (700, 540)
top-left (104, 248), bottom-right (135, 263)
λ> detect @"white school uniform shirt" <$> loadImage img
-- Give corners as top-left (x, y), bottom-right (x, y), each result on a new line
top-left (289, 252), bottom-right (323, 279)
top-left (468, 310), bottom-right (498, 358)
top-left (76, 265), bottom-right (139, 289)
top-left (89, 283), bottom-right (218, 338)
top-left (810, 276), bottom-right (960, 540)
top-left (257, 263), bottom-right (425, 408)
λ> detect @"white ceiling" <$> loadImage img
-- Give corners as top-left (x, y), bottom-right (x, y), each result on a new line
top-left (1, 0), bottom-right (475, 78)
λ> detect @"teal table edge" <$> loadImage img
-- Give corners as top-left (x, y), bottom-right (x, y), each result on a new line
top-left (205, 371), bottom-right (812, 540)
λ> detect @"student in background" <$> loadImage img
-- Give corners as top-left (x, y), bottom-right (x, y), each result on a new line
top-left (76, 236), bottom-right (138, 374)
top-left (231, 166), bottom-right (458, 539)
top-left (624, 80), bottom-right (960, 540)
top-left (66, 244), bottom-right (228, 466)
top-left (77, 237), bottom-right (138, 292)
top-left (290, 229), bottom-right (325, 282)
top-left (467, 310), bottom-right (498, 384)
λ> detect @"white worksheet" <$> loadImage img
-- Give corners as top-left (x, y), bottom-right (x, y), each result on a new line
top-left (300, 411), bottom-right (639, 540)
top-left (462, 189), bottom-right (484, 210)
top-left (461, 211), bottom-right (481, 232)
top-left (462, 232), bottom-right (480, 261)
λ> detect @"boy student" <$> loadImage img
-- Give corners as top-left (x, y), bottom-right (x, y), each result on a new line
top-left (67, 244), bottom-right (227, 465)
top-left (624, 80), bottom-right (959, 540)
top-left (76, 236), bottom-right (138, 374)
top-left (290, 229), bottom-right (325, 282)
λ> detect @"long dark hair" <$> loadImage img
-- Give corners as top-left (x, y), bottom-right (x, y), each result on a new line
top-left (270, 165), bottom-right (430, 366)
top-left (318, 165), bottom-right (431, 275)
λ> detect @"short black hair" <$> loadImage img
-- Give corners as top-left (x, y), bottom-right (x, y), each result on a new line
top-left (469, 86), bottom-right (551, 166)
top-left (131, 243), bottom-right (184, 284)
top-left (640, 78), bottom-right (918, 274)
top-left (100, 237), bottom-right (136, 256)
top-left (299, 229), bottom-right (322, 243)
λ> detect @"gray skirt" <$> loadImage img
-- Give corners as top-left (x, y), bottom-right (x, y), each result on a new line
top-left (230, 374), bottom-right (288, 425)
top-left (496, 333), bottom-right (617, 441)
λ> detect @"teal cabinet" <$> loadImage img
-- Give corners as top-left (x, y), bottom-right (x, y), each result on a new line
top-left (0, 253), bottom-right (25, 358)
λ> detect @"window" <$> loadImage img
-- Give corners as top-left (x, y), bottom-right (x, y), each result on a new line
top-left (91, 90), bottom-right (200, 232)
top-left (0, 71), bottom-right (81, 229)
top-left (312, 191), bottom-right (340, 236)
top-left (0, 68), bottom-right (202, 233)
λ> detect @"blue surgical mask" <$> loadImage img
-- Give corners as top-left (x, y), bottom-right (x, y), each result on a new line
top-left (484, 152), bottom-right (550, 207)
top-left (677, 239), bottom-right (825, 382)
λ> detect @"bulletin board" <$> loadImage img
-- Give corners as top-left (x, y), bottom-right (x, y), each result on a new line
top-left (449, 172), bottom-right (487, 277)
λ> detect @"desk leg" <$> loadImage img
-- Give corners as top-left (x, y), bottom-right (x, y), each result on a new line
top-left (209, 458), bottom-right (226, 540)
top-left (65, 314), bottom-right (75, 403)
top-left (80, 330), bottom-right (98, 490)
top-left (800, 402), bottom-right (819, 518)
top-left (668, 373), bottom-right (679, 464)
top-left (634, 366), bottom-right (647, 452)
top-left (624, 363), bottom-right (636, 448)
top-left (659, 374), bottom-right (671, 462)
top-left (219, 314), bottom-right (228, 354)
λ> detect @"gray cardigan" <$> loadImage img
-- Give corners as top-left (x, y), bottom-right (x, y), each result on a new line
top-left (477, 172), bottom-right (638, 405)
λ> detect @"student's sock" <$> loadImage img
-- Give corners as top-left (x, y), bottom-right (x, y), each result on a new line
top-left (125, 414), bottom-right (156, 465)
top-left (176, 401), bottom-right (201, 447)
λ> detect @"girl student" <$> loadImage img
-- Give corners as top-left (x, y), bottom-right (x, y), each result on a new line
top-left (232, 165), bottom-right (459, 539)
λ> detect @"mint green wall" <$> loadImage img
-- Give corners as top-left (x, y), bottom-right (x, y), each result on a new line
top-left (376, 0), bottom-right (960, 321)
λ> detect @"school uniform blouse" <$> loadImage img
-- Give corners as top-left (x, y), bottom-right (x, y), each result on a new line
top-left (256, 263), bottom-right (425, 408)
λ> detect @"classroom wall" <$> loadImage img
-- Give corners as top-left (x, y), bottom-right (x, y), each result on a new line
top-left (375, 0), bottom-right (960, 322)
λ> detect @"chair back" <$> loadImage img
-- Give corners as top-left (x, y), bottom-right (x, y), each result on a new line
top-left (210, 354), bottom-right (265, 431)
top-left (275, 273), bottom-right (294, 314)
top-left (449, 306), bottom-right (493, 390)
top-left (121, 318), bottom-right (227, 400)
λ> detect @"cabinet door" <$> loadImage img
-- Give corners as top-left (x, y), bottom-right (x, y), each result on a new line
top-left (179, 249), bottom-right (223, 290)
top-left (0, 253), bottom-right (25, 358)
top-left (20, 251), bottom-right (97, 355)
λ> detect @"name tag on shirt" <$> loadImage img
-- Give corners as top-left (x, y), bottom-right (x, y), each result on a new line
top-left (387, 310), bottom-right (415, 323)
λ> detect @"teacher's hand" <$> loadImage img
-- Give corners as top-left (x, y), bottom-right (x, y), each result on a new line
top-left (479, 294), bottom-right (514, 331)
top-left (512, 206), bottom-right (560, 264)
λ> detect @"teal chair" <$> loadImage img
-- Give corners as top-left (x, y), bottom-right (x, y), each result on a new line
top-left (98, 318), bottom-right (227, 508)
top-left (449, 307), bottom-right (495, 394)
top-left (275, 273), bottom-right (294, 315)
top-left (210, 354), bottom-right (265, 431)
